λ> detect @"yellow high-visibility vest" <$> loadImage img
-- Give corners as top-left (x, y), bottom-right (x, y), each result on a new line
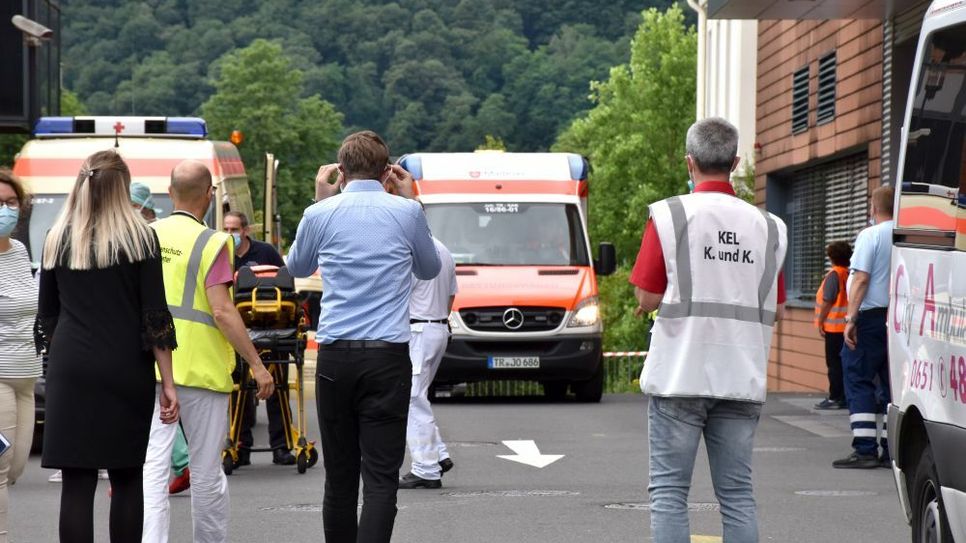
top-left (152, 213), bottom-right (235, 392)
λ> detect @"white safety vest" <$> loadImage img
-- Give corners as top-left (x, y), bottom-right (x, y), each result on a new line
top-left (641, 192), bottom-right (788, 402)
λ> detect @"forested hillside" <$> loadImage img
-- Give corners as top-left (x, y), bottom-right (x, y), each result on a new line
top-left (61, 0), bottom-right (684, 152)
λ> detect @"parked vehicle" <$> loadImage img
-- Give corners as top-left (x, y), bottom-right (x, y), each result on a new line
top-left (887, 2), bottom-right (966, 541)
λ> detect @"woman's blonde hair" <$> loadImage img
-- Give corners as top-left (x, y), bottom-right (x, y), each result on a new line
top-left (0, 167), bottom-right (31, 211)
top-left (43, 150), bottom-right (155, 270)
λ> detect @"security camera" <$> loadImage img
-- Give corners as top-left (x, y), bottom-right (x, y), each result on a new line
top-left (11, 15), bottom-right (53, 43)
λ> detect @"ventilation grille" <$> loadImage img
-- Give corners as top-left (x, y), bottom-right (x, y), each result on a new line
top-left (816, 52), bottom-right (837, 126)
top-left (792, 66), bottom-right (810, 134)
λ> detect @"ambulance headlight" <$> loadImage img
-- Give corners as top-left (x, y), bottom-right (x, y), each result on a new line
top-left (567, 297), bottom-right (600, 328)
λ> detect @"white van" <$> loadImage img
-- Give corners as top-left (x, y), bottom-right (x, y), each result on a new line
top-left (888, 2), bottom-right (966, 541)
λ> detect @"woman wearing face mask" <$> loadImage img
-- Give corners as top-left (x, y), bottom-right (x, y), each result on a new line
top-left (0, 168), bottom-right (42, 543)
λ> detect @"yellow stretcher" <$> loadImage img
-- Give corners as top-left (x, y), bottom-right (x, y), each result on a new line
top-left (223, 265), bottom-right (319, 474)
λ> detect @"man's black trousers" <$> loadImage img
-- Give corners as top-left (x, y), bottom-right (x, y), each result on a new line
top-left (316, 342), bottom-right (411, 543)
top-left (824, 331), bottom-right (845, 402)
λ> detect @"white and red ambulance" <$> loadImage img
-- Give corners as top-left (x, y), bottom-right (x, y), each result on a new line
top-left (887, 2), bottom-right (966, 541)
top-left (12, 116), bottom-right (254, 267)
top-left (398, 152), bottom-right (616, 402)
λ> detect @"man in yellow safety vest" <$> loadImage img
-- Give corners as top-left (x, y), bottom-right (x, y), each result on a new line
top-left (142, 160), bottom-right (274, 543)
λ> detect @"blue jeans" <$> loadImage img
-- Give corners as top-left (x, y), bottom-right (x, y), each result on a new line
top-left (648, 395), bottom-right (762, 543)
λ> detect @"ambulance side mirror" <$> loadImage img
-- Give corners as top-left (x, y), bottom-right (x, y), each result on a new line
top-left (594, 242), bottom-right (616, 276)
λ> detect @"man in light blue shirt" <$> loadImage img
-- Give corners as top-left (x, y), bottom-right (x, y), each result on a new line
top-left (834, 185), bottom-right (894, 470)
top-left (286, 131), bottom-right (440, 543)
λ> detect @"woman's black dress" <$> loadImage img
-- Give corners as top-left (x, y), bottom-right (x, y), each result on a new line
top-left (36, 232), bottom-right (176, 469)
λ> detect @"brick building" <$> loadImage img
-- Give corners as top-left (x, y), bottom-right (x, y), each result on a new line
top-left (692, 0), bottom-right (931, 391)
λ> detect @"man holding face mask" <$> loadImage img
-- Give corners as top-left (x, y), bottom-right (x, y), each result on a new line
top-left (287, 131), bottom-right (440, 543)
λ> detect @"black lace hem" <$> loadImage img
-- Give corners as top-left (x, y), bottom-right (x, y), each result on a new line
top-left (142, 309), bottom-right (178, 351)
top-left (34, 316), bottom-right (58, 355)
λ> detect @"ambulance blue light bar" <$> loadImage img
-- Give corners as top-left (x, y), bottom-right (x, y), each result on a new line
top-left (34, 116), bottom-right (208, 138)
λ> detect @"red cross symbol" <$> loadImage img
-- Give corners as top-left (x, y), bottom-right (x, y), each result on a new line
top-left (113, 122), bottom-right (125, 134)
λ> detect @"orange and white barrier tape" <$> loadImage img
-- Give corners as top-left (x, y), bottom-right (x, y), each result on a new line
top-left (603, 351), bottom-right (648, 358)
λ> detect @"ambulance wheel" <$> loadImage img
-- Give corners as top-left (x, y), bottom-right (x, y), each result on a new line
top-left (223, 455), bottom-right (234, 476)
top-left (297, 451), bottom-right (308, 474)
top-left (911, 447), bottom-right (953, 543)
top-left (573, 361), bottom-right (604, 403)
top-left (307, 448), bottom-right (319, 469)
top-left (542, 382), bottom-right (568, 401)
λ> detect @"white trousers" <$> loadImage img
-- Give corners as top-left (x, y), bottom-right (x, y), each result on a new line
top-left (406, 324), bottom-right (450, 480)
top-left (143, 385), bottom-right (229, 543)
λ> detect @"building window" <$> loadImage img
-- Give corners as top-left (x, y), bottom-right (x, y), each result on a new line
top-left (792, 66), bottom-right (810, 134)
top-left (816, 52), bottom-right (837, 125)
top-left (769, 153), bottom-right (869, 301)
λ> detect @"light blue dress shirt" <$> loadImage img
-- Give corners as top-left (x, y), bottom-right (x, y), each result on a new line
top-left (287, 180), bottom-right (441, 343)
top-left (848, 219), bottom-right (894, 311)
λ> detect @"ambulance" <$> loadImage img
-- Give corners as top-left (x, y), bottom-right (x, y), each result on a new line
top-left (887, 2), bottom-right (966, 541)
top-left (398, 152), bottom-right (616, 402)
top-left (11, 116), bottom-right (255, 267)
top-left (12, 116), bottom-right (255, 449)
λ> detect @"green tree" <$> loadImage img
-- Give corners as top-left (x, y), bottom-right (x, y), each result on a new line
top-left (554, 5), bottom-right (696, 351)
top-left (0, 89), bottom-right (89, 167)
top-left (201, 39), bottom-right (343, 243)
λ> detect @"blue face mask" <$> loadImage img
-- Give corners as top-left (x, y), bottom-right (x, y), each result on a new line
top-left (0, 205), bottom-right (18, 237)
top-left (232, 232), bottom-right (242, 249)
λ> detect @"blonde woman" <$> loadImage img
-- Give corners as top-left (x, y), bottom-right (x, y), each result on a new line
top-left (0, 169), bottom-right (42, 543)
top-left (35, 150), bottom-right (180, 543)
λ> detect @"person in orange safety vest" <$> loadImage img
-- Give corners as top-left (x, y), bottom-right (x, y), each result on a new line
top-left (813, 240), bottom-right (852, 410)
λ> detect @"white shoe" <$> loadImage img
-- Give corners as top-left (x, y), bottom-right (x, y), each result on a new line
top-left (98, 469), bottom-right (109, 480)
top-left (48, 470), bottom-right (62, 483)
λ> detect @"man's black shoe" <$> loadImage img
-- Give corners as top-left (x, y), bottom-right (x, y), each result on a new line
top-left (879, 455), bottom-right (892, 469)
top-left (439, 458), bottom-right (454, 474)
top-left (235, 449), bottom-right (251, 468)
top-left (833, 452), bottom-right (879, 469)
top-left (814, 398), bottom-right (847, 410)
top-left (273, 449), bottom-right (296, 466)
top-left (398, 472), bottom-right (441, 489)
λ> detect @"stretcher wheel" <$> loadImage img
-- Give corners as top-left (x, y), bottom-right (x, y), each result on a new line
top-left (223, 454), bottom-right (234, 476)
top-left (297, 451), bottom-right (308, 474)
top-left (308, 448), bottom-right (319, 469)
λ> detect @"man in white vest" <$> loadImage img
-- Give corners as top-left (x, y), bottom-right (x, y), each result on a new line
top-left (630, 118), bottom-right (788, 543)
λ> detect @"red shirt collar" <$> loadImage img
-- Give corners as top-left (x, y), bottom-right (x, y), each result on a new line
top-left (693, 180), bottom-right (736, 195)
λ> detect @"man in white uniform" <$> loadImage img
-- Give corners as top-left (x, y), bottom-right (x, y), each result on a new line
top-left (399, 237), bottom-right (457, 489)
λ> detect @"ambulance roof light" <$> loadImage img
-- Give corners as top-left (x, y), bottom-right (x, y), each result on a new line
top-left (33, 116), bottom-right (208, 138)
top-left (397, 154), bottom-right (423, 180)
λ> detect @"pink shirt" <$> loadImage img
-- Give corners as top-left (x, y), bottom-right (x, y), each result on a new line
top-left (206, 247), bottom-right (234, 288)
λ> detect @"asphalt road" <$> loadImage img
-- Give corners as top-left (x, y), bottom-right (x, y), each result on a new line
top-left (10, 393), bottom-right (909, 542)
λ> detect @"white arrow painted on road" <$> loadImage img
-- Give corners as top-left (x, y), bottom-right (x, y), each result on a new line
top-left (497, 440), bottom-right (564, 468)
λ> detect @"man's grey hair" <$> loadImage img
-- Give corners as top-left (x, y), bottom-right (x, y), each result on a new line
top-left (685, 117), bottom-right (739, 175)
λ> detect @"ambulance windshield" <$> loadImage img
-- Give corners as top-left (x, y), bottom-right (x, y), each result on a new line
top-left (424, 202), bottom-right (589, 266)
top-left (23, 193), bottom-right (174, 268)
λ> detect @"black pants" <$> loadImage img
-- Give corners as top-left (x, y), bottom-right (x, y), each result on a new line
top-left (824, 332), bottom-right (845, 402)
top-left (240, 364), bottom-right (291, 451)
top-left (316, 342), bottom-right (411, 543)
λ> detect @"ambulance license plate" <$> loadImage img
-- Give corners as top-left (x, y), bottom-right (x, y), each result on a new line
top-left (488, 356), bottom-right (540, 369)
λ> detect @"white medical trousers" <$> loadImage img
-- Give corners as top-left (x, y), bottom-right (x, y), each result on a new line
top-left (143, 384), bottom-right (230, 543)
top-left (406, 323), bottom-right (450, 480)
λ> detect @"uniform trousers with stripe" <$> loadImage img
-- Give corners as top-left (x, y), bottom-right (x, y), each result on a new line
top-left (840, 309), bottom-right (890, 457)
top-left (406, 324), bottom-right (451, 480)
top-left (143, 385), bottom-right (230, 543)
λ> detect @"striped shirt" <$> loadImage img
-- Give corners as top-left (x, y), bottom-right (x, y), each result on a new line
top-left (0, 240), bottom-right (42, 378)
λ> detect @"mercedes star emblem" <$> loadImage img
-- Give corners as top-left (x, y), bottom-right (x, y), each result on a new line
top-left (502, 308), bottom-right (524, 330)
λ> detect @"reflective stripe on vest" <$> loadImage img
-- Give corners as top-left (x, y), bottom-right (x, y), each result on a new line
top-left (814, 266), bottom-right (849, 332)
top-left (167, 228), bottom-right (216, 327)
top-left (657, 196), bottom-right (780, 326)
